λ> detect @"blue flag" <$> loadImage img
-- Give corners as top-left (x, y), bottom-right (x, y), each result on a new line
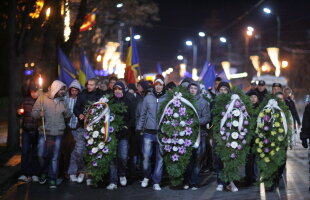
top-left (218, 70), bottom-right (230, 82)
top-left (58, 48), bottom-right (77, 86)
top-left (81, 51), bottom-right (96, 81)
top-left (157, 62), bottom-right (163, 74)
top-left (202, 64), bottom-right (216, 88)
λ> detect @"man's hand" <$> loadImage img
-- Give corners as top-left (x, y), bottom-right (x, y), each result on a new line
top-left (79, 114), bottom-right (85, 120)
top-left (302, 138), bottom-right (308, 149)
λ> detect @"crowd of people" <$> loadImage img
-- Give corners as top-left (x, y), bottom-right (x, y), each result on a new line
top-left (16, 74), bottom-right (309, 193)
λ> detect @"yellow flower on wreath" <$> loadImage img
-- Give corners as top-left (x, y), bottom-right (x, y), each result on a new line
top-left (260, 153), bottom-right (265, 158)
top-left (271, 142), bottom-right (275, 147)
top-left (257, 148), bottom-right (262, 153)
top-left (274, 122), bottom-right (280, 127)
top-left (271, 131), bottom-right (277, 136)
top-left (278, 128), bottom-right (284, 133)
top-left (270, 150), bottom-right (275, 156)
top-left (276, 147), bottom-right (280, 151)
top-left (258, 123), bottom-right (263, 128)
top-left (264, 157), bottom-right (270, 163)
top-left (265, 108), bottom-right (271, 113)
top-left (259, 112), bottom-right (265, 118)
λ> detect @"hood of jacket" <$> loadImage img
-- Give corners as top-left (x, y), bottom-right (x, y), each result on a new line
top-left (49, 80), bottom-right (66, 99)
top-left (69, 80), bottom-right (82, 92)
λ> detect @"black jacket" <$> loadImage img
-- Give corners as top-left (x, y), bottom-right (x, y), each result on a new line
top-left (255, 88), bottom-right (268, 103)
top-left (20, 96), bottom-right (38, 131)
top-left (285, 97), bottom-right (301, 126)
top-left (301, 104), bottom-right (310, 139)
top-left (73, 89), bottom-right (104, 127)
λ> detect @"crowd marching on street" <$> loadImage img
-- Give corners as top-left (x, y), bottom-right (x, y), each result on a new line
top-left (16, 74), bottom-right (310, 194)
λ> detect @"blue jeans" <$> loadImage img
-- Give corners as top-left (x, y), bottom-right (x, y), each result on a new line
top-left (184, 135), bottom-right (206, 185)
top-left (68, 128), bottom-right (86, 175)
top-left (38, 135), bottom-right (62, 181)
top-left (212, 139), bottom-right (227, 185)
top-left (109, 139), bottom-right (129, 184)
top-left (142, 133), bottom-right (163, 184)
top-left (21, 130), bottom-right (39, 176)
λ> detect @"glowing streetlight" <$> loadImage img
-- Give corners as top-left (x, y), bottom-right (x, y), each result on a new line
top-left (46, 7), bottom-right (51, 20)
top-left (247, 26), bottom-right (254, 32)
top-left (185, 40), bottom-right (193, 46)
top-left (263, 7), bottom-right (271, 14)
top-left (125, 36), bottom-right (130, 41)
top-left (96, 55), bottom-right (102, 62)
top-left (177, 55), bottom-right (184, 60)
top-left (246, 30), bottom-right (253, 36)
top-left (220, 37), bottom-right (227, 43)
top-left (282, 60), bottom-right (288, 68)
top-left (198, 32), bottom-right (206, 37)
top-left (116, 3), bottom-right (123, 8)
top-left (134, 35), bottom-right (141, 40)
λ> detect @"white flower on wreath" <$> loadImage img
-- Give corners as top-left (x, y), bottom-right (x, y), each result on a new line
top-left (179, 131), bottom-right (185, 136)
top-left (91, 147), bottom-right (98, 154)
top-left (165, 121), bottom-right (171, 125)
top-left (180, 121), bottom-right (186, 127)
top-left (167, 139), bottom-right (172, 144)
top-left (92, 131), bottom-right (99, 138)
top-left (172, 146), bottom-right (178, 152)
top-left (101, 127), bottom-right (105, 134)
top-left (98, 142), bottom-right (105, 149)
top-left (110, 115), bottom-right (114, 122)
top-left (178, 139), bottom-right (184, 145)
top-left (231, 141), bottom-right (238, 149)
top-left (232, 109), bottom-right (241, 117)
top-left (88, 138), bottom-right (94, 145)
top-left (232, 120), bottom-right (239, 127)
top-left (240, 132), bottom-right (246, 136)
top-left (99, 97), bottom-right (109, 103)
top-left (220, 131), bottom-right (225, 135)
top-left (231, 132), bottom-right (239, 139)
top-left (173, 113), bottom-right (179, 118)
top-left (86, 126), bottom-right (92, 132)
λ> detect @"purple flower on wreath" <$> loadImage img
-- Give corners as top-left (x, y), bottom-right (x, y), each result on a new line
top-left (221, 112), bottom-right (226, 116)
top-left (226, 132), bottom-right (231, 137)
top-left (234, 100), bottom-right (241, 108)
top-left (244, 112), bottom-right (249, 117)
top-left (230, 153), bottom-right (236, 158)
top-left (221, 136), bottom-right (227, 140)
top-left (92, 161), bottom-right (98, 167)
top-left (243, 128), bottom-right (248, 133)
top-left (263, 139), bottom-right (269, 144)
top-left (171, 154), bottom-right (179, 162)
top-left (242, 139), bottom-right (247, 145)
top-left (264, 115), bottom-right (270, 122)
top-left (162, 137), bottom-right (168, 144)
top-left (89, 150), bottom-right (93, 155)
top-left (187, 118), bottom-right (194, 126)
top-left (97, 153), bottom-right (103, 159)
top-left (172, 139), bottom-right (177, 145)
top-left (237, 145), bottom-right (242, 150)
top-left (241, 106), bottom-right (246, 111)
top-left (84, 132), bottom-right (90, 139)
top-left (164, 145), bottom-right (172, 152)
top-left (227, 113), bottom-right (232, 119)
top-left (172, 131), bottom-right (179, 137)
top-left (226, 122), bottom-right (232, 128)
top-left (225, 104), bottom-right (230, 109)
top-left (243, 120), bottom-right (249, 126)
top-left (179, 107), bottom-right (186, 116)
top-left (102, 147), bottom-right (109, 154)
top-left (172, 120), bottom-right (179, 127)
top-left (264, 126), bottom-right (269, 131)
top-left (173, 100), bottom-right (181, 108)
top-left (107, 137), bottom-right (112, 143)
top-left (178, 146), bottom-right (186, 155)
top-left (220, 127), bottom-right (226, 132)
top-left (109, 127), bottom-right (114, 133)
top-left (226, 143), bottom-right (231, 147)
top-left (238, 135), bottom-right (244, 140)
top-left (184, 139), bottom-right (192, 147)
top-left (264, 147), bottom-right (270, 153)
top-left (86, 143), bottom-right (90, 147)
top-left (185, 127), bottom-right (192, 136)
top-left (165, 107), bottom-right (173, 116)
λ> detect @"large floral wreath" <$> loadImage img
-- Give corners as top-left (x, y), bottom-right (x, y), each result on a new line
top-left (253, 96), bottom-right (292, 187)
top-left (84, 96), bottom-right (127, 186)
top-left (212, 87), bottom-right (254, 182)
top-left (158, 88), bottom-right (200, 186)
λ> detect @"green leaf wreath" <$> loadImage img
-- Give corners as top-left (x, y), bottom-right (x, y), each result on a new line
top-left (212, 87), bottom-right (254, 182)
top-left (158, 87), bottom-right (199, 186)
top-left (84, 95), bottom-right (127, 186)
top-left (253, 94), bottom-right (292, 187)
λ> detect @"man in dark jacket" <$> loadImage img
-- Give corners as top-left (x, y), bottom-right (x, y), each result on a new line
top-left (284, 87), bottom-right (301, 128)
top-left (136, 75), bottom-right (167, 191)
top-left (184, 82), bottom-right (211, 190)
top-left (301, 103), bottom-right (310, 191)
top-left (255, 80), bottom-right (268, 103)
top-left (107, 81), bottom-right (135, 190)
top-left (18, 85), bottom-right (39, 183)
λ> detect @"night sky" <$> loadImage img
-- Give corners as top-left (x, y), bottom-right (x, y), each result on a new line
top-left (136, 0), bottom-right (310, 74)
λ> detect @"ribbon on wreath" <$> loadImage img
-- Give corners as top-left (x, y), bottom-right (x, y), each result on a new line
top-left (158, 92), bottom-right (201, 148)
top-left (84, 97), bottom-right (110, 143)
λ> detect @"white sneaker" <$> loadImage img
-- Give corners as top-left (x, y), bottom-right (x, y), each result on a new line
top-left (106, 183), bottom-right (118, 190)
top-left (216, 184), bottom-right (224, 191)
top-left (86, 179), bottom-right (92, 186)
top-left (31, 175), bottom-right (39, 182)
top-left (18, 175), bottom-right (29, 182)
top-left (191, 186), bottom-right (198, 190)
top-left (153, 184), bottom-right (161, 191)
top-left (70, 175), bottom-right (77, 182)
top-left (183, 185), bottom-right (189, 190)
top-left (141, 178), bottom-right (149, 188)
top-left (120, 176), bottom-right (127, 186)
top-left (77, 173), bottom-right (85, 183)
top-left (227, 181), bottom-right (238, 192)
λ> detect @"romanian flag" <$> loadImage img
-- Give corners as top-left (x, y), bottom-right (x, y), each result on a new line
top-left (80, 9), bottom-right (96, 32)
top-left (125, 28), bottom-right (139, 84)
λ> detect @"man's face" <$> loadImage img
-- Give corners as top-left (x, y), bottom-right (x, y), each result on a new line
top-left (154, 82), bottom-right (163, 93)
top-left (99, 83), bottom-right (107, 91)
top-left (57, 86), bottom-right (66, 97)
top-left (250, 95), bottom-right (258, 104)
top-left (214, 81), bottom-right (221, 90)
top-left (277, 94), bottom-right (285, 102)
top-left (70, 88), bottom-right (79, 97)
top-left (189, 85), bottom-right (198, 96)
top-left (250, 84), bottom-right (257, 90)
top-left (219, 87), bottom-right (229, 94)
top-left (109, 79), bottom-right (117, 89)
top-left (87, 80), bottom-right (96, 92)
top-left (272, 87), bottom-right (282, 94)
top-left (284, 89), bottom-right (291, 98)
top-left (258, 85), bottom-right (265, 92)
top-left (137, 84), bottom-right (143, 93)
top-left (30, 90), bottom-right (39, 99)
top-left (114, 86), bottom-right (123, 98)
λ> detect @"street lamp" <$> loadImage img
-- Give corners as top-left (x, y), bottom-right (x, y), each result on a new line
top-left (125, 36), bottom-right (130, 41)
top-left (177, 55), bottom-right (184, 60)
top-left (220, 37), bottom-right (227, 43)
top-left (185, 40), bottom-right (193, 46)
top-left (116, 3), bottom-right (123, 8)
top-left (198, 32), bottom-right (206, 37)
top-left (247, 26), bottom-right (254, 32)
top-left (134, 34), bottom-right (141, 40)
top-left (263, 7), bottom-right (281, 47)
top-left (185, 40), bottom-right (197, 68)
